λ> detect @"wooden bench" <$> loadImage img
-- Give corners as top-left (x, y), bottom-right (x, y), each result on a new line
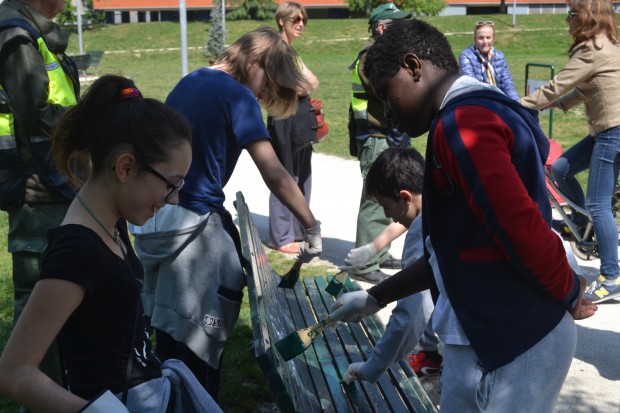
top-left (69, 53), bottom-right (91, 76)
top-left (235, 191), bottom-right (438, 413)
top-left (69, 51), bottom-right (104, 82)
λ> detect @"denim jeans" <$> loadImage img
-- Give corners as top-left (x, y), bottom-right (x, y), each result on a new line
top-left (550, 126), bottom-right (620, 278)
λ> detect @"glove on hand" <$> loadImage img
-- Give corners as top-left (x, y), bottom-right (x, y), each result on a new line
top-left (79, 390), bottom-right (128, 413)
top-left (343, 362), bottom-right (365, 384)
top-left (299, 220), bottom-right (322, 262)
top-left (329, 290), bottom-right (381, 323)
top-left (345, 244), bottom-right (377, 268)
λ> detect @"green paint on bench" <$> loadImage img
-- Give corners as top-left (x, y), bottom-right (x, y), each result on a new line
top-left (235, 191), bottom-right (439, 413)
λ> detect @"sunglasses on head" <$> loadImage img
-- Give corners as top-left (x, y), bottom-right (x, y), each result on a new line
top-left (476, 21), bottom-right (494, 26)
top-left (287, 15), bottom-right (306, 24)
top-left (567, 10), bottom-right (578, 18)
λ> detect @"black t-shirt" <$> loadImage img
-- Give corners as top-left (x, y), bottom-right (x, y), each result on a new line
top-left (40, 222), bottom-right (161, 399)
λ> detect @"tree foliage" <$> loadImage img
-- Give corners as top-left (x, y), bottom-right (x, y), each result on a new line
top-left (402, 0), bottom-right (446, 16)
top-left (346, 0), bottom-right (446, 18)
top-left (84, 0), bottom-right (106, 24)
top-left (206, 0), bottom-right (227, 58)
top-left (346, 0), bottom-right (370, 18)
top-left (226, 0), bottom-right (277, 21)
top-left (57, 0), bottom-right (105, 28)
top-left (57, 0), bottom-right (77, 27)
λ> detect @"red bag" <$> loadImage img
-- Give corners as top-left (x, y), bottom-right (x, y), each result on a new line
top-left (310, 98), bottom-right (329, 141)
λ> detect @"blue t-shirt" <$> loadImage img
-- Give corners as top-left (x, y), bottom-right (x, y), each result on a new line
top-left (166, 68), bottom-right (270, 215)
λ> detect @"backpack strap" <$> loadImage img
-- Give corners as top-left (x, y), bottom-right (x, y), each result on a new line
top-left (0, 18), bottom-right (39, 40)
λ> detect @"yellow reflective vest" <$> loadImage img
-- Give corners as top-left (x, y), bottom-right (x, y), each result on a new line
top-left (0, 19), bottom-right (77, 210)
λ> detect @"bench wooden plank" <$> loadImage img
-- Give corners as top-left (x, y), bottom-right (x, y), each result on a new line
top-left (312, 277), bottom-right (399, 412)
top-left (305, 280), bottom-right (374, 412)
top-left (315, 276), bottom-right (431, 413)
top-left (341, 277), bottom-right (439, 413)
top-left (283, 284), bottom-right (331, 411)
top-left (235, 191), bottom-right (439, 413)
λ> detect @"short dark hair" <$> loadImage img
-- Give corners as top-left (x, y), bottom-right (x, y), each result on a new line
top-left (366, 146), bottom-right (425, 200)
top-left (363, 19), bottom-right (458, 82)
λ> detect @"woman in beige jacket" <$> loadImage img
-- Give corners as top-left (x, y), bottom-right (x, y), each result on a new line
top-left (521, 0), bottom-right (620, 304)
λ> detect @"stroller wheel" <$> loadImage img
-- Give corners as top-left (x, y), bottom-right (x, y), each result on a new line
top-left (570, 240), bottom-right (599, 261)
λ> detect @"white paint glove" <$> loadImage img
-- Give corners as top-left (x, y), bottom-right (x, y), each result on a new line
top-left (299, 220), bottom-right (322, 262)
top-left (343, 362), bottom-right (365, 384)
top-left (329, 290), bottom-right (381, 323)
top-left (79, 390), bottom-right (128, 413)
top-left (345, 244), bottom-right (377, 268)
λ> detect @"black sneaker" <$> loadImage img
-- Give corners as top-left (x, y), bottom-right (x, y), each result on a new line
top-left (379, 256), bottom-right (402, 269)
top-left (350, 270), bottom-right (391, 285)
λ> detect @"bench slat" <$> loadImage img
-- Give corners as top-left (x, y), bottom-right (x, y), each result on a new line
top-left (306, 280), bottom-right (376, 412)
top-left (342, 278), bottom-right (440, 413)
top-left (283, 285), bottom-right (331, 411)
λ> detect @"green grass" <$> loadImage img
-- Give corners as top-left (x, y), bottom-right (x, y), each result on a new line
top-left (0, 14), bottom-right (593, 411)
top-left (66, 15), bottom-right (589, 158)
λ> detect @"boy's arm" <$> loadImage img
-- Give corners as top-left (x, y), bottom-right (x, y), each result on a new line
top-left (372, 222), bottom-right (408, 252)
top-left (329, 256), bottom-right (430, 323)
top-left (345, 222), bottom-right (407, 268)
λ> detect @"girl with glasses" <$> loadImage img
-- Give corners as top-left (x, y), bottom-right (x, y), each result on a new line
top-left (522, 0), bottom-right (620, 304)
top-left (266, 2), bottom-right (320, 254)
top-left (0, 75), bottom-right (222, 411)
top-left (130, 26), bottom-right (323, 401)
top-left (459, 20), bottom-right (520, 101)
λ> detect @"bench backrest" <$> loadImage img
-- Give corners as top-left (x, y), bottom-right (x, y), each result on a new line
top-left (86, 50), bottom-right (104, 68)
top-left (69, 53), bottom-right (91, 71)
top-left (236, 191), bottom-right (438, 413)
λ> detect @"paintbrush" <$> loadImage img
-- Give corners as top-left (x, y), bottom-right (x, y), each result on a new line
top-left (275, 317), bottom-right (337, 361)
top-left (278, 260), bottom-right (303, 289)
top-left (324, 270), bottom-right (349, 297)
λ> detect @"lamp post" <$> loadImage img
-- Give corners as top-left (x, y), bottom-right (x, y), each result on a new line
top-left (180, 0), bottom-right (188, 76)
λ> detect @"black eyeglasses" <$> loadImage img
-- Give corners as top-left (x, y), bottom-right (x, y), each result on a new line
top-left (476, 21), bottom-right (494, 26)
top-left (567, 10), bottom-right (578, 18)
top-left (142, 164), bottom-right (184, 202)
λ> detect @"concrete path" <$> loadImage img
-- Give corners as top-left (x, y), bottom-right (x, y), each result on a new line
top-left (224, 151), bottom-right (619, 413)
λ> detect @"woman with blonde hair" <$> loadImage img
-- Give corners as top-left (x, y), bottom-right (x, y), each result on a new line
top-left (459, 20), bottom-right (519, 100)
top-left (267, 1), bottom-right (321, 253)
top-left (522, 0), bottom-right (620, 304)
top-left (131, 26), bottom-right (323, 400)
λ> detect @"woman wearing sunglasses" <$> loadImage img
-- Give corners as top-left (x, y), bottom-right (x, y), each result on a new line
top-left (459, 20), bottom-right (520, 101)
top-left (265, 2), bottom-right (321, 254)
top-left (522, 0), bottom-right (620, 304)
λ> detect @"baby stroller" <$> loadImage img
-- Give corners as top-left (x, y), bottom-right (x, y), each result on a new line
top-left (544, 138), bottom-right (620, 260)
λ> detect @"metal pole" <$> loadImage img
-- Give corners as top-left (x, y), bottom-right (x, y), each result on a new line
top-left (179, 0), bottom-right (188, 77)
top-left (512, 0), bottom-right (516, 27)
top-left (77, 0), bottom-right (83, 54)
top-left (221, 0), bottom-right (225, 34)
